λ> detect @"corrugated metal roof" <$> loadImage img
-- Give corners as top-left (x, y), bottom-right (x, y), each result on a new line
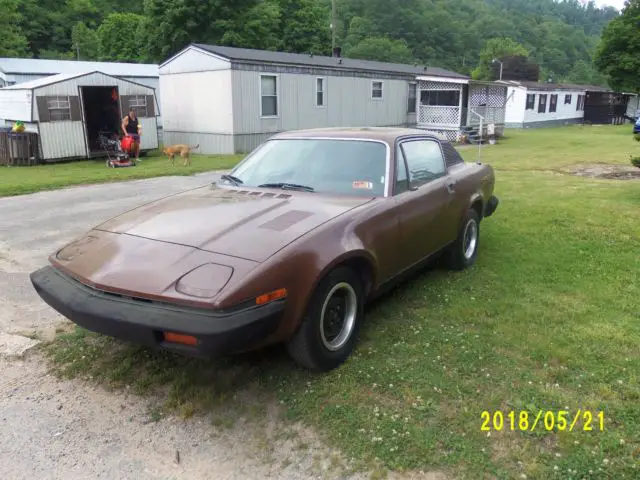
top-left (1, 72), bottom-right (89, 90)
top-left (0, 71), bottom-right (155, 91)
top-left (191, 44), bottom-right (469, 79)
top-left (500, 80), bottom-right (612, 92)
top-left (0, 57), bottom-right (158, 78)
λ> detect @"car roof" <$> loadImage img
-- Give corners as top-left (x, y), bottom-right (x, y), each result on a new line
top-left (269, 127), bottom-right (445, 143)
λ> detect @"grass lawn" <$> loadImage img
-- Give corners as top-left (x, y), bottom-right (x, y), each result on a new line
top-left (45, 125), bottom-right (639, 479)
top-left (0, 150), bottom-right (244, 197)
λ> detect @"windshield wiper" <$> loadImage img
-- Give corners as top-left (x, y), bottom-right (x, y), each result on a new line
top-left (218, 174), bottom-right (244, 185)
top-left (257, 182), bottom-right (315, 192)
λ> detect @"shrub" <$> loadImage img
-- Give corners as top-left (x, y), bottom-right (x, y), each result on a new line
top-left (631, 156), bottom-right (640, 168)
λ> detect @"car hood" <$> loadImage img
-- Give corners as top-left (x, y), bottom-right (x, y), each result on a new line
top-left (95, 184), bottom-right (374, 262)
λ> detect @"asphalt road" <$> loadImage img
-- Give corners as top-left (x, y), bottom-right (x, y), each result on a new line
top-left (0, 171), bottom-right (226, 336)
top-left (0, 172), bottom-right (340, 480)
top-left (0, 173), bottom-right (441, 480)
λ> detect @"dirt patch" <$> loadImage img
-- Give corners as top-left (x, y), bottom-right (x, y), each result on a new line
top-left (565, 164), bottom-right (640, 180)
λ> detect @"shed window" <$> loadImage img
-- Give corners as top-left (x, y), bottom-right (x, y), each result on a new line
top-left (260, 75), bottom-right (278, 117)
top-left (565, 94), bottom-right (572, 105)
top-left (128, 95), bottom-right (148, 117)
top-left (47, 96), bottom-right (71, 122)
top-left (316, 77), bottom-right (325, 107)
top-left (407, 82), bottom-right (417, 113)
top-left (525, 94), bottom-right (535, 110)
top-left (549, 94), bottom-right (558, 113)
top-left (538, 94), bottom-right (547, 113)
top-left (371, 81), bottom-right (383, 99)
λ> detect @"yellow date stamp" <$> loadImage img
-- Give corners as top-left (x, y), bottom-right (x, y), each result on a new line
top-left (480, 410), bottom-right (605, 432)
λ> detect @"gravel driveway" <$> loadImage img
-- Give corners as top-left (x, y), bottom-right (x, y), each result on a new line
top-left (0, 173), bottom-right (374, 480)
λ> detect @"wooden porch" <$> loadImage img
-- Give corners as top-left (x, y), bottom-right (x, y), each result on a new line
top-left (415, 77), bottom-right (507, 142)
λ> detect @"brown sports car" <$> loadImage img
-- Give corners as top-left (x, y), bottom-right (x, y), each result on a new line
top-left (31, 127), bottom-right (499, 372)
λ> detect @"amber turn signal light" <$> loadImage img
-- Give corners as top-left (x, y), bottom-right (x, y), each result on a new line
top-left (255, 288), bottom-right (287, 305)
top-left (163, 332), bottom-right (198, 346)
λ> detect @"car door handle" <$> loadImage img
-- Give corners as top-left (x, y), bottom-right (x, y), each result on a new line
top-left (445, 179), bottom-right (456, 193)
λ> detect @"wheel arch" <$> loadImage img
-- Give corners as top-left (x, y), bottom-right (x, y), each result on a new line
top-left (316, 250), bottom-right (378, 299)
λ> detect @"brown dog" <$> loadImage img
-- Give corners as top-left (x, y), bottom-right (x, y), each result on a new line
top-left (162, 144), bottom-right (199, 166)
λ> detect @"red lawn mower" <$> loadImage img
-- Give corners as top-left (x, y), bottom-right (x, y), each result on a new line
top-left (100, 131), bottom-right (137, 168)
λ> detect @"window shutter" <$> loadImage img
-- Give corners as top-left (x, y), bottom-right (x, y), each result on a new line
top-left (69, 96), bottom-right (82, 121)
top-left (146, 95), bottom-right (155, 117)
top-left (119, 95), bottom-right (130, 116)
top-left (36, 96), bottom-right (50, 123)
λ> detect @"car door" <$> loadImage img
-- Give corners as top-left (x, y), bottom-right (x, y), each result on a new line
top-left (393, 137), bottom-right (457, 269)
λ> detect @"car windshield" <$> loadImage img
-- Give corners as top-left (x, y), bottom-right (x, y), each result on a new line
top-left (224, 138), bottom-right (388, 197)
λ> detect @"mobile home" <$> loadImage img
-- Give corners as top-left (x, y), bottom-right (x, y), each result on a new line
top-left (159, 44), bottom-right (508, 153)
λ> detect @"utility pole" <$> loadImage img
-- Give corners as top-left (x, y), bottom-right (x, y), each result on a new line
top-left (331, 0), bottom-right (337, 52)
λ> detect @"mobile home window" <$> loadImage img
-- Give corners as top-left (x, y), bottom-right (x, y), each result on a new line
top-left (371, 81), bottom-right (383, 99)
top-left (549, 94), bottom-right (558, 113)
top-left (525, 94), bottom-right (535, 110)
top-left (316, 77), bottom-right (325, 107)
top-left (576, 94), bottom-right (585, 111)
top-left (47, 96), bottom-right (71, 121)
top-left (407, 82), bottom-right (417, 113)
top-left (564, 94), bottom-right (572, 105)
top-left (538, 94), bottom-right (547, 113)
top-left (260, 75), bottom-right (278, 116)
top-left (128, 95), bottom-right (148, 117)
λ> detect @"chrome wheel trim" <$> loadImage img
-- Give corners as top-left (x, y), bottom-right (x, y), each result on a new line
top-left (319, 282), bottom-right (358, 351)
top-left (463, 219), bottom-right (478, 260)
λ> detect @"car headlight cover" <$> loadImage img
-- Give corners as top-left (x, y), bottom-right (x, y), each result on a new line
top-left (175, 263), bottom-right (233, 298)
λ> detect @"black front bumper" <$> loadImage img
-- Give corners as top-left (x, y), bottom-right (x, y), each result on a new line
top-left (30, 266), bottom-right (285, 358)
top-left (484, 195), bottom-right (499, 218)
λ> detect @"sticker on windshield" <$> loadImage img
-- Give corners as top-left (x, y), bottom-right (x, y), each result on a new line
top-left (352, 181), bottom-right (373, 189)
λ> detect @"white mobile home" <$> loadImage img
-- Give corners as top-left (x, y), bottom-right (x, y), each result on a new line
top-left (159, 44), bottom-right (508, 153)
top-left (499, 80), bottom-right (588, 128)
top-left (0, 71), bottom-right (159, 164)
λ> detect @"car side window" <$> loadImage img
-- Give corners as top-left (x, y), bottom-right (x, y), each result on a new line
top-left (395, 145), bottom-right (410, 194)
top-left (399, 139), bottom-right (446, 188)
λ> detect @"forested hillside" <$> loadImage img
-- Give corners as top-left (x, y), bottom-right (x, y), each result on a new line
top-left (1, 0), bottom-right (619, 86)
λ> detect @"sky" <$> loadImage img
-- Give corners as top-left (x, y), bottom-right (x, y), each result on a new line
top-left (593, 0), bottom-right (626, 10)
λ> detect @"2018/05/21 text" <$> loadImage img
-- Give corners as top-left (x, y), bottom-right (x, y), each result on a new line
top-left (480, 410), bottom-right (605, 433)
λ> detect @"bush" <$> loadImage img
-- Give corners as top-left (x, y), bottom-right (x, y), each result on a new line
top-left (631, 156), bottom-right (640, 168)
top-left (634, 134), bottom-right (640, 142)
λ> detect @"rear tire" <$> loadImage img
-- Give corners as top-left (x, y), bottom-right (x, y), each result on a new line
top-left (286, 267), bottom-right (364, 372)
top-left (447, 208), bottom-right (480, 271)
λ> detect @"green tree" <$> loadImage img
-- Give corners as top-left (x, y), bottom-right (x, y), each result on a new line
top-left (472, 37), bottom-right (529, 80)
top-left (141, 0), bottom-right (258, 62)
top-left (275, 0), bottom-right (331, 55)
top-left (0, 0), bottom-right (30, 57)
top-left (97, 13), bottom-right (145, 62)
top-left (595, 0), bottom-right (640, 92)
top-left (345, 37), bottom-right (415, 64)
top-left (37, 49), bottom-right (76, 60)
top-left (219, 0), bottom-right (282, 51)
top-left (71, 22), bottom-right (100, 60)
top-left (564, 59), bottom-right (608, 86)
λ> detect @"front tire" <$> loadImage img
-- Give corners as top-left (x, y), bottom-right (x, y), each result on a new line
top-left (286, 267), bottom-right (364, 372)
top-left (448, 208), bottom-right (480, 271)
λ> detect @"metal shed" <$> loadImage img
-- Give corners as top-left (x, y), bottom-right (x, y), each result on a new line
top-left (159, 44), bottom-right (500, 153)
top-left (0, 71), bottom-right (159, 164)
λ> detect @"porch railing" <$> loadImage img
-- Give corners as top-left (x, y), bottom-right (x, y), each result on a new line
top-left (417, 105), bottom-right (460, 128)
top-left (464, 106), bottom-right (505, 127)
